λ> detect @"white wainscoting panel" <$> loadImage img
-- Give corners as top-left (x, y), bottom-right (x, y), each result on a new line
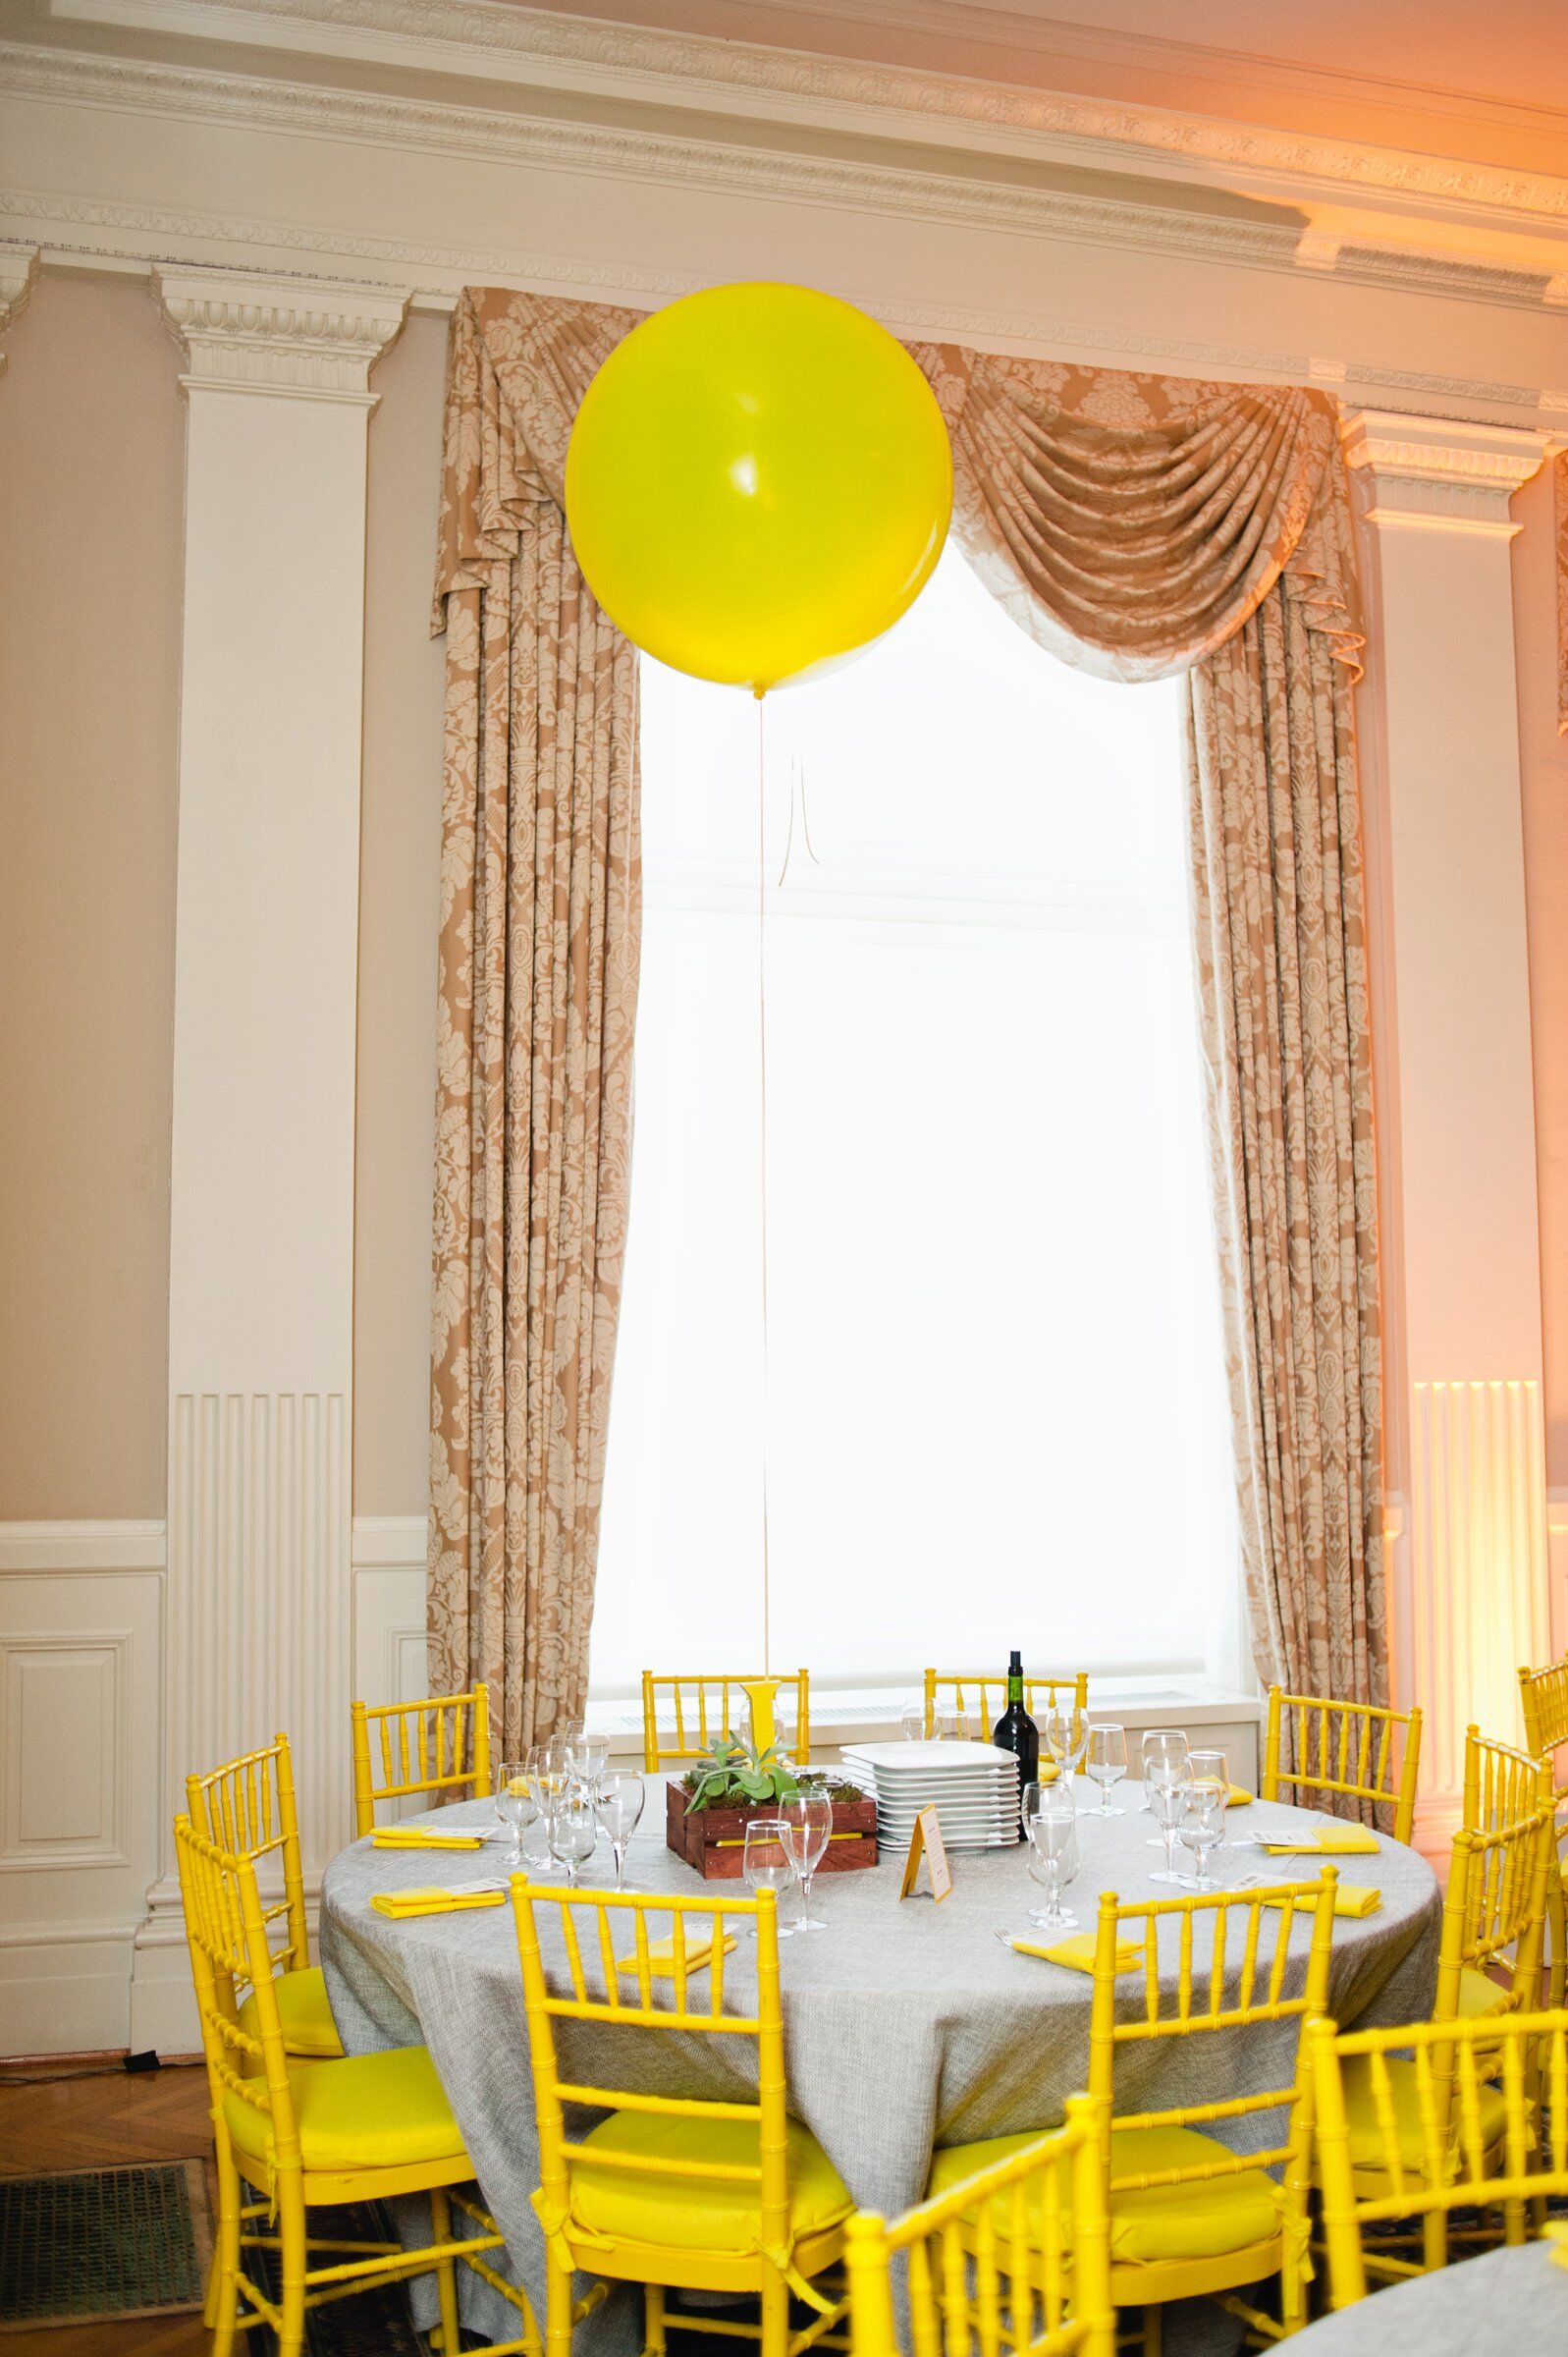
top-left (0, 1526), bottom-right (162, 2054)
top-left (351, 1513), bottom-right (428, 1716)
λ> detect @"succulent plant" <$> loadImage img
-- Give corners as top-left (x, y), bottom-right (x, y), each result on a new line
top-left (682, 1731), bottom-right (802, 1813)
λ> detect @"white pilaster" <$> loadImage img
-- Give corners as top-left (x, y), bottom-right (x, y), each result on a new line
top-left (1344, 410), bottom-right (1552, 1860)
top-left (133, 269), bottom-right (406, 2050)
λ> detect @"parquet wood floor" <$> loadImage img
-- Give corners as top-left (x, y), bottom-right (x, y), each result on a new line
top-left (0, 2061), bottom-right (211, 2356)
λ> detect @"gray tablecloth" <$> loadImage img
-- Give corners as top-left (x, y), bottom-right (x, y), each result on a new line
top-left (1292, 2241), bottom-right (1568, 2352)
top-left (319, 1780), bottom-right (1440, 2351)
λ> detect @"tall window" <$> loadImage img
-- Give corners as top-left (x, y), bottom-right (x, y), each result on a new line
top-left (590, 548), bottom-right (1238, 1700)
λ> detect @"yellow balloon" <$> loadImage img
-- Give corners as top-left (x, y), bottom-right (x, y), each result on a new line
top-left (565, 282), bottom-right (952, 693)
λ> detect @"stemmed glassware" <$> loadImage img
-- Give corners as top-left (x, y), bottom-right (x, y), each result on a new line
top-left (1176, 1756), bottom-right (1229, 1892)
top-left (494, 1760), bottom-right (538, 1871)
top-left (780, 1786), bottom-right (834, 1933)
top-left (741, 1819), bottom-right (795, 1934)
top-left (568, 1729), bottom-right (613, 1793)
top-left (1044, 1704), bottom-right (1088, 1781)
top-left (1085, 1723), bottom-right (1127, 1815)
top-left (594, 1771), bottom-right (644, 1893)
top-left (900, 1701), bottom-right (925, 1742)
top-left (1024, 1782), bottom-right (1077, 1932)
top-left (547, 1789), bottom-right (598, 1888)
top-left (1142, 1729), bottom-right (1190, 1847)
top-left (1144, 1730), bottom-right (1190, 1884)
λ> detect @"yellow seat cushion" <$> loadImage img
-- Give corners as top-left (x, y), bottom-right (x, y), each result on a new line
top-left (568, 2113), bottom-right (852, 2255)
top-left (1456, 1966), bottom-right (1512, 2019)
top-left (927, 2124), bottom-right (1280, 2267)
top-left (1337, 2056), bottom-right (1508, 2173)
top-left (224, 2044), bottom-right (468, 2175)
top-left (239, 1966), bottom-right (345, 2060)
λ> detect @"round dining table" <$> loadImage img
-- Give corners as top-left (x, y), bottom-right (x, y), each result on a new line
top-left (318, 1776), bottom-right (1440, 2355)
top-left (1290, 2240), bottom-right (1568, 2352)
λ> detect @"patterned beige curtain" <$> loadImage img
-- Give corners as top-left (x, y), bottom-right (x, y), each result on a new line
top-left (428, 289), bottom-right (643, 1752)
top-left (908, 346), bottom-right (1383, 1709)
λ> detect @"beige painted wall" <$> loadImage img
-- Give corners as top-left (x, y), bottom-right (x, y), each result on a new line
top-left (352, 309), bottom-right (449, 1517)
top-left (0, 274), bottom-right (182, 1518)
top-left (1515, 464), bottom-right (1568, 1490)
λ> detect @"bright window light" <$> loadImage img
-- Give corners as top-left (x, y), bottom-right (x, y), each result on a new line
top-left (590, 546), bottom-right (1239, 1703)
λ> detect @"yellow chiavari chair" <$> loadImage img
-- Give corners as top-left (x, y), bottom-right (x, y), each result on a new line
top-left (1260, 1685), bottom-right (1422, 1845)
top-left (187, 1733), bottom-right (344, 2062)
top-left (175, 1814), bottom-right (534, 2357)
top-left (922, 1670), bottom-right (1088, 1741)
top-left (512, 1879), bottom-right (851, 2357)
top-left (922, 1877), bottom-right (1337, 2348)
top-left (1519, 1658), bottom-right (1568, 2004)
top-left (843, 2095), bottom-right (1115, 2357)
top-left (1309, 2008), bottom-right (1568, 2304)
top-left (351, 1683), bottom-right (492, 1835)
top-left (640, 1671), bottom-right (811, 1773)
top-left (1451, 1745), bottom-right (1554, 2019)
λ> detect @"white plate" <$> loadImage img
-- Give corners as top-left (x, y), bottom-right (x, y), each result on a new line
top-left (843, 1741), bottom-right (1021, 1775)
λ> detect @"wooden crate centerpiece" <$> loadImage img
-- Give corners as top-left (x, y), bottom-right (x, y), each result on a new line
top-left (666, 1735), bottom-right (877, 1880)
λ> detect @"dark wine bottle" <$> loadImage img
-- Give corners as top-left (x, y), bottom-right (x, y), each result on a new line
top-left (992, 1649), bottom-right (1039, 1837)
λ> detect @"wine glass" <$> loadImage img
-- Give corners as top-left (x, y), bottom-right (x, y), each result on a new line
top-left (1085, 1723), bottom-right (1127, 1816)
top-left (1044, 1704), bottom-right (1088, 1780)
top-left (1025, 1784), bottom-right (1077, 1931)
top-left (547, 1790), bottom-right (598, 1888)
top-left (594, 1770), bottom-right (644, 1893)
top-left (569, 1729), bottom-right (612, 1793)
top-left (780, 1787), bottom-right (834, 1933)
top-left (529, 1735), bottom-right (573, 1813)
top-left (742, 1819), bottom-right (795, 1935)
top-left (494, 1760), bottom-right (536, 1871)
top-left (900, 1701), bottom-right (925, 1742)
top-left (935, 1704), bottom-right (967, 1743)
top-left (1177, 1769), bottom-right (1228, 1892)
top-left (1142, 1730), bottom-right (1190, 1847)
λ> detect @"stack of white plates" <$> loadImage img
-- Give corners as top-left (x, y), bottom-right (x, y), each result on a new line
top-left (840, 1739), bottom-right (1023, 1852)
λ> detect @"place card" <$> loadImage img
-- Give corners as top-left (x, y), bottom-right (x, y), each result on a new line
top-left (899, 1803), bottom-right (952, 1902)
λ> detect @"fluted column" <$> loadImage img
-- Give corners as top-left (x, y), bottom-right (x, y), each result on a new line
top-left (1343, 410), bottom-right (1553, 1857)
top-left (132, 269), bottom-right (406, 2049)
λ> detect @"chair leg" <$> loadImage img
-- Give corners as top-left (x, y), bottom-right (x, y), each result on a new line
top-left (430, 2187), bottom-right (462, 2356)
top-left (546, 2251), bottom-right (576, 2357)
top-left (208, 2145), bottom-right (243, 2357)
top-left (760, 2267), bottom-right (790, 2357)
top-left (1548, 1870), bottom-right (1566, 2010)
top-left (644, 2282), bottom-right (667, 2357)
top-left (1142, 2305), bottom-right (1163, 2357)
top-left (276, 2174), bottom-right (307, 2357)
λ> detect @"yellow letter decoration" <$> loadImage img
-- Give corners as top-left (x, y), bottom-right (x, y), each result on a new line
top-left (565, 281), bottom-right (952, 694)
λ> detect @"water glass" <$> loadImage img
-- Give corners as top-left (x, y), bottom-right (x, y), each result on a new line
top-left (780, 1787), bottom-right (835, 1932)
top-left (1085, 1722), bottom-right (1127, 1815)
top-left (569, 1729), bottom-right (613, 1792)
top-left (741, 1819), bottom-right (795, 1934)
top-left (494, 1760), bottom-right (536, 1871)
top-left (1142, 1729), bottom-right (1190, 1846)
top-left (546, 1791), bottom-right (598, 1887)
top-left (1044, 1705), bottom-right (1088, 1777)
top-left (900, 1701), bottom-right (925, 1742)
top-left (1025, 1784), bottom-right (1077, 1931)
top-left (935, 1705), bottom-right (967, 1743)
top-left (1177, 1770), bottom-right (1228, 1891)
top-left (594, 1770), bottom-right (644, 1893)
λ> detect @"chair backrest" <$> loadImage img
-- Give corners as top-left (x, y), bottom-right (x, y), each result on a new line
top-left (843, 2094), bottom-right (1114, 2357)
top-left (1461, 1723), bottom-right (1552, 1837)
top-left (1309, 2007), bottom-right (1568, 2304)
top-left (513, 1882), bottom-right (795, 2265)
top-left (351, 1684), bottom-right (492, 1835)
top-left (1088, 1878), bottom-right (1337, 2223)
top-left (187, 1732), bottom-right (309, 1976)
top-left (1261, 1685), bottom-right (1422, 1844)
top-left (1433, 1810), bottom-right (1554, 2020)
top-left (923, 1670), bottom-right (1088, 1740)
top-left (1518, 1658), bottom-right (1568, 1792)
top-left (640, 1672), bottom-right (810, 1773)
top-left (174, 1813), bottom-right (300, 2172)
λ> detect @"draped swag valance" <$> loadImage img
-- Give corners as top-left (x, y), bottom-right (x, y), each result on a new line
top-left (431, 285), bottom-right (1385, 1785)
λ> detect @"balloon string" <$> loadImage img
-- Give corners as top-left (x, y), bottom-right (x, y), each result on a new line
top-left (757, 692), bottom-right (772, 1678)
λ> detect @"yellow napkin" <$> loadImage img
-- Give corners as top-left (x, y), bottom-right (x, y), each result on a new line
top-left (1545, 2223), bottom-right (1568, 2273)
top-left (371, 1828), bottom-right (484, 1851)
top-left (1226, 1785), bottom-right (1253, 1807)
top-left (616, 1933), bottom-right (738, 1978)
top-left (1263, 1881), bottom-right (1381, 1920)
top-left (370, 1886), bottom-right (506, 1919)
top-left (1007, 1933), bottom-right (1145, 1975)
top-left (1261, 1828), bottom-right (1379, 1856)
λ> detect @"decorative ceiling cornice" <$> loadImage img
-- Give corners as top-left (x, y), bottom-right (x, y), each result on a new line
top-left (45, 0), bottom-right (1568, 239)
top-left (154, 264), bottom-right (406, 395)
top-left (6, 41), bottom-right (1568, 316)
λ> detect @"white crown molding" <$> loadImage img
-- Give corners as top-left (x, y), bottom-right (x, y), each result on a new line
top-left (1342, 408), bottom-right (1552, 534)
top-left (8, 41), bottom-right (1568, 319)
top-left (0, 238), bottom-right (37, 359)
top-left (41, 0), bottom-right (1568, 246)
top-left (8, 188), bottom-right (1568, 435)
top-left (153, 263), bottom-right (405, 394)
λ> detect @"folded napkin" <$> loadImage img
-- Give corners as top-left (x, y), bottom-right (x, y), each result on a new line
top-left (370, 1884), bottom-right (506, 1919)
top-left (1261, 1827), bottom-right (1379, 1856)
top-left (1546, 2223), bottom-right (1568, 2273)
top-left (1005, 1932), bottom-right (1145, 1975)
top-left (372, 1827), bottom-right (484, 1851)
top-left (1226, 1786), bottom-right (1253, 1807)
top-left (1263, 1881), bottom-right (1381, 1920)
top-left (616, 1933), bottom-right (738, 1978)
